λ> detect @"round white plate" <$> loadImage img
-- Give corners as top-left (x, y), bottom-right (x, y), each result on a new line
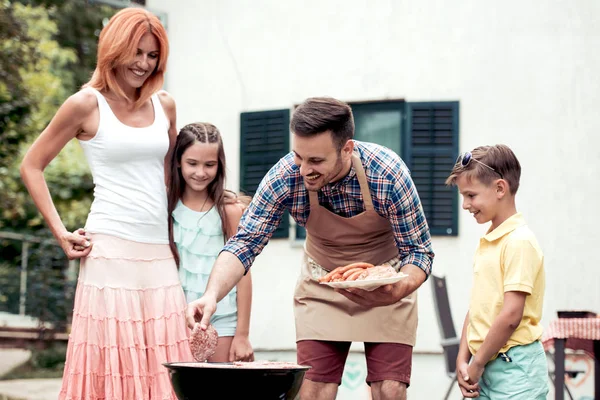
top-left (319, 273), bottom-right (408, 292)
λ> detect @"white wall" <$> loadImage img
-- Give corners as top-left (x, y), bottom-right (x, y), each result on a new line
top-left (146, 0), bottom-right (600, 353)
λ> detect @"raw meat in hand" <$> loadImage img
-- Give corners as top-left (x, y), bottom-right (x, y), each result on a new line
top-left (189, 323), bottom-right (218, 362)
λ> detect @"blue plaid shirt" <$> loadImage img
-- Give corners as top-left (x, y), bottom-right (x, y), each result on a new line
top-left (224, 140), bottom-right (434, 275)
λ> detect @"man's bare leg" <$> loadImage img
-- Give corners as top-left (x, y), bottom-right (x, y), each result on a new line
top-left (299, 379), bottom-right (338, 400)
top-left (370, 380), bottom-right (407, 400)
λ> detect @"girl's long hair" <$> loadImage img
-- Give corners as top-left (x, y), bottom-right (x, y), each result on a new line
top-left (85, 7), bottom-right (169, 110)
top-left (167, 123), bottom-right (245, 266)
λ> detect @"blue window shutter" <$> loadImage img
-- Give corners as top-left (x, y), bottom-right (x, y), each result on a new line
top-left (296, 223), bottom-right (306, 240)
top-left (404, 102), bottom-right (459, 236)
top-left (240, 109), bottom-right (290, 239)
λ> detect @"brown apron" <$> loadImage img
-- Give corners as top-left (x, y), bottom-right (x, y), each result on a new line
top-left (293, 153), bottom-right (418, 344)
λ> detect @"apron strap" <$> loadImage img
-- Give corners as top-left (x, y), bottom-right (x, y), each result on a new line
top-left (308, 190), bottom-right (319, 210)
top-left (351, 153), bottom-right (374, 211)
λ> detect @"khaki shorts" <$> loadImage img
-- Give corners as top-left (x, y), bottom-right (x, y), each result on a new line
top-left (296, 340), bottom-right (412, 386)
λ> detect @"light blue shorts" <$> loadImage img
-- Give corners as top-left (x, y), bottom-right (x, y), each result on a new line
top-left (477, 341), bottom-right (549, 400)
top-left (210, 312), bottom-right (237, 337)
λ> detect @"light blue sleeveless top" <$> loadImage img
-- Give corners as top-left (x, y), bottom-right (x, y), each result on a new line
top-left (172, 200), bottom-right (237, 317)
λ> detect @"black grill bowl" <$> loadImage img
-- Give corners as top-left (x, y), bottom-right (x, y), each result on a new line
top-left (163, 362), bottom-right (310, 400)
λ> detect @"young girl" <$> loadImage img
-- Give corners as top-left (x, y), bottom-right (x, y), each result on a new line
top-left (167, 122), bottom-right (254, 362)
top-left (20, 8), bottom-right (192, 399)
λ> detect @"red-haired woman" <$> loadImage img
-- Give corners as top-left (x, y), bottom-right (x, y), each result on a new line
top-left (20, 8), bottom-right (192, 399)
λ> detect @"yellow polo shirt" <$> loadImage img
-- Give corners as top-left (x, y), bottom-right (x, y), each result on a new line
top-left (467, 213), bottom-right (545, 357)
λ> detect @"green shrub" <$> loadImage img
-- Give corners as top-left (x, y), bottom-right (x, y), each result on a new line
top-left (30, 343), bottom-right (68, 370)
top-left (0, 261), bottom-right (20, 314)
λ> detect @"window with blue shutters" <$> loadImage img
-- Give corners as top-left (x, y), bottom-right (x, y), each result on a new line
top-left (352, 101), bottom-right (405, 156)
top-left (240, 100), bottom-right (459, 240)
top-left (239, 109), bottom-right (290, 239)
top-left (404, 102), bottom-right (459, 236)
top-left (352, 100), bottom-right (459, 236)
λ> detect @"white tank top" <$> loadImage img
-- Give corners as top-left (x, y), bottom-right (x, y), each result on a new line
top-left (78, 88), bottom-right (170, 244)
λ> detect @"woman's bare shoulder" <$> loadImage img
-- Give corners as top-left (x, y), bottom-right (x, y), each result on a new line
top-left (157, 90), bottom-right (176, 112)
top-left (64, 89), bottom-right (99, 116)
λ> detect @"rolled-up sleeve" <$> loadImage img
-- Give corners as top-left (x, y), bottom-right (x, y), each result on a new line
top-left (221, 163), bottom-right (289, 272)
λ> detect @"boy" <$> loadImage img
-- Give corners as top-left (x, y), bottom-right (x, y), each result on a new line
top-left (446, 144), bottom-right (548, 399)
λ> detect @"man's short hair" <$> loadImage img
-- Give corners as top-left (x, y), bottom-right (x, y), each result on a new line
top-left (291, 97), bottom-right (354, 150)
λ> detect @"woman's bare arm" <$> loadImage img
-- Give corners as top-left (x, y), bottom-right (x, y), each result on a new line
top-left (20, 90), bottom-right (98, 258)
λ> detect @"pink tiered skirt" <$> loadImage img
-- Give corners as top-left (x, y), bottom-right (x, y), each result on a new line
top-left (59, 234), bottom-right (193, 400)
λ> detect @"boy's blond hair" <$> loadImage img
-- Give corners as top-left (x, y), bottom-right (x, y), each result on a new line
top-left (446, 144), bottom-right (521, 195)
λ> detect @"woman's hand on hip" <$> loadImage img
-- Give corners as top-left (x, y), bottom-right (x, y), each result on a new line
top-left (229, 334), bottom-right (254, 362)
top-left (59, 228), bottom-right (92, 260)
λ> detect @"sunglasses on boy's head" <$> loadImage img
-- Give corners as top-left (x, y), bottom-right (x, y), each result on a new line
top-left (455, 151), bottom-right (504, 179)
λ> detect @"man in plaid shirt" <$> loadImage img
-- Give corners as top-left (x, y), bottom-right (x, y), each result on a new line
top-left (188, 97), bottom-right (434, 400)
